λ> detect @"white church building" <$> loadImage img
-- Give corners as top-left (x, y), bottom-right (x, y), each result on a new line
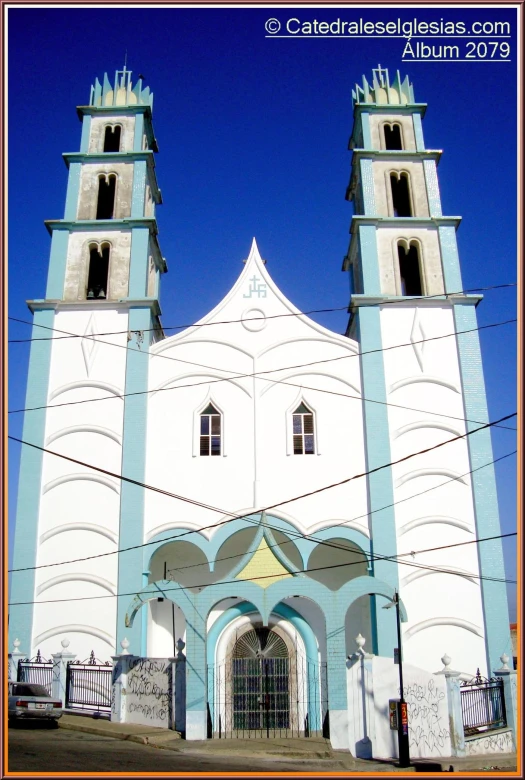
top-left (10, 66), bottom-right (512, 743)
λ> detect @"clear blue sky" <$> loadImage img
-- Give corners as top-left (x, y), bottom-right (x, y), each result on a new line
top-left (7, 5), bottom-right (518, 626)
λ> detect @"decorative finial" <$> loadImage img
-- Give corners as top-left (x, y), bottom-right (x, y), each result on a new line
top-left (176, 638), bottom-right (186, 658)
top-left (499, 653), bottom-right (510, 670)
top-left (13, 638), bottom-right (20, 650)
top-left (441, 653), bottom-right (451, 670)
top-left (61, 638), bottom-right (70, 649)
top-left (355, 634), bottom-right (366, 653)
top-left (120, 638), bottom-right (130, 655)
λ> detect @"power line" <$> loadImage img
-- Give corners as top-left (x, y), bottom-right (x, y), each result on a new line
top-left (6, 317), bottom-right (518, 431)
top-left (7, 282), bottom-right (516, 343)
top-left (7, 531), bottom-right (517, 608)
top-left (7, 412), bottom-right (516, 573)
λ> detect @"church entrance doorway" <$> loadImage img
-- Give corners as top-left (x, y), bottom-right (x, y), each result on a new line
top-left (208, 625), bottom-right (328, 739)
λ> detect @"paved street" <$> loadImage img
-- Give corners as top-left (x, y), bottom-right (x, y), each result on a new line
top-left (8, 723), bottom-right (347, 775)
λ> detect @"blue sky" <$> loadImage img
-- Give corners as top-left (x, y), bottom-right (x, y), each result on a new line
top-left (7, 5), bottom-right (518, 625)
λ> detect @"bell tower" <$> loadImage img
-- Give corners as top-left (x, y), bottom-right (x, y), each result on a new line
top-left (345, 66), bottom-right (511, 674)
top-left (46, 66), bottom-right (166, 307)
top-left (10, 68), bottom-right (167, 660)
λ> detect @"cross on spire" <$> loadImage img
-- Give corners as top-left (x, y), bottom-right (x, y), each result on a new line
top-left (372, 64), bottom-right (388, 88)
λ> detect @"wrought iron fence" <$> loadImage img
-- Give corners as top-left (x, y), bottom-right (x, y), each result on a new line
top-left (207, 656), bottom-right (328, 739)
top-left (65, 651), bottom-right (112, 714)
top-left (460, 669), bottom-right (506, 734)
top-left (17, 650), bottom-right (53, 694)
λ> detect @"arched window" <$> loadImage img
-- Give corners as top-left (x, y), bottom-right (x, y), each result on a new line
top-left (398, 241), bottom-right (423, 296)
top-left (103, 125), bottom-right (121, 153)
top-left (384, 123), bottom-right (403, 150)
top-left (390, 172), bottom-right (412, 217)
top-left (96, 174), bottom-right (116, 220)
top-left (200, 403), bottom-right (221, 456)
top-left (292, 403), bottom-right (315, 455)
top-left (87, 243), bottom-right (110, 299)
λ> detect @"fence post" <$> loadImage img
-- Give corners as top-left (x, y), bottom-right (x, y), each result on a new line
top-left (174, 638), bottom-right (187, 734)
top-left (51, 639), bottom-right (76, 705)
top-left (494, 654), bottom-right (517, 749)
top-left (8, 638), bottom-right (24, 681)
top-left (110, 638), bottom-right (131, 723)
top-left (435, 654), bottom-right (465, 757)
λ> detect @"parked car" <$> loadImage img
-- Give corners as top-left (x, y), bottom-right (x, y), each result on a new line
top-left (8, 682), bottom-right (62, 724)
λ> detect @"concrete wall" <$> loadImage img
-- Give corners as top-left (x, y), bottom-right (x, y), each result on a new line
top-left (379, 302), bottom-right (487, 677)
top-left (30, 307), bottom-right (129, 661)
top-left (347, 656), bottom-right (452, 760)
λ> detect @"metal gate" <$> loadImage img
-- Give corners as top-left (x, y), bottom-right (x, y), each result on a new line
top-left (17, 651), bottom-right (53, 694)
top-left (65, 652), bottom-right (112, 715)
top-left (460, 669), bottom-right (507, 734)
top-left (207, 637), bottom-right (328, 739)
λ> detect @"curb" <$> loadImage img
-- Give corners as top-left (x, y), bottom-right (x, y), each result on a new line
top-left (58, 720), bottom-right (182, 750)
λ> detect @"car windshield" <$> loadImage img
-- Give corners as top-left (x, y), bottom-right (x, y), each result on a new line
top-left (13, 683), bottom-right (50, 697)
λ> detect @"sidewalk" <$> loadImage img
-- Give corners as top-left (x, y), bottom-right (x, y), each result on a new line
top-left (58, 714), bottom-right (518, 773)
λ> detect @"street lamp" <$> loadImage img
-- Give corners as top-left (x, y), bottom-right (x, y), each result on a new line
top-left (383, 590), bottom-right (410, 768)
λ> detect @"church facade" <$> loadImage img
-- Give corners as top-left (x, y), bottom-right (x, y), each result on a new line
top-left (10, 66), bottom-right (512, 742)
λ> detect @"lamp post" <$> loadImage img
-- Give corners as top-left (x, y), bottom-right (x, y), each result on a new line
top-left (383, 590), bottom-right (410, 767)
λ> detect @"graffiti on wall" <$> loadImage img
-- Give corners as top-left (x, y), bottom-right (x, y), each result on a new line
top-left (466, 729), bottom-right (514, 755)
top-left (126, 658), bottom-right (172, 728)
top-left (404, 678), bottom-right (450, 755)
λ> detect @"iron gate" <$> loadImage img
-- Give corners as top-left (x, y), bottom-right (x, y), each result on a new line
top-left (208, 656), bottom-right (328, 739)
top-left (17, 651), bottom-right (53, 694)
top-left (460, 669), bottom-right (506, 734)
top-left (65, 652), bottom-right (112, 714)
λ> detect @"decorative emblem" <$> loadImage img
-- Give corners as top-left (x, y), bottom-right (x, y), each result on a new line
top-left (243, 275), bottom-right (267, 299)
top-left (410, 309), bottom-right (426, 372)
top-left (81, 314), bottom-right (99, 377)
top-left (241, 308), bottom-right (267, 332)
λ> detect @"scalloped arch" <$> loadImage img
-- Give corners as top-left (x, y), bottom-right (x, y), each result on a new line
top-left (393, 421), bottom-right (462, 439)
top-left (33, 624), bottom-right (114, 648)
top-left (403, 617), bottom-right (483, 641)
top-left (395, 468), bottom-right (467, 488)
top-left (389, 376), bottom-right (460, 394)
top-left (46, 425), bottom-right (122, 446)
top-left (260, 370), bottom-right (360, 398)
top-left (40, 522), bottom-right (118, 545)
top-left (150, 372), bottom-right (252, 398)
top-left (49, 380), bottom-right (123, 401)
top-left (42, 473), bottom-right (120, 494)
top-left (36, 573), bottom-right (117, 596)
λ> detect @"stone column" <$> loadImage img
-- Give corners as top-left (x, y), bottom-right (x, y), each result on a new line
top-left (110, 638), bottom-right (131, 723)
top-left (184, 606), bottom-right (206, 740)
top-left (494, 654), bottom-right (517, 748)
top-left (8, 638), bottom-right (24, 681)
top-left (435, 654), bottom-right (465, 757)
top-left (51, 638), bottom-right (76, 705)
top-left (325, 611), bottom-right (349, 750)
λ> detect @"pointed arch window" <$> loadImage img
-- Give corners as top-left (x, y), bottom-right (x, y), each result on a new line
top-left (384, 123), bottom-right (403, 150)
top-left (200, 403), bottom-right (221, 456)
top-left (87, 243), bottom-right (110, 299)
top-left (397, 240), bottom-right (423, 296)
top-left (390, 172), bottom-right (412, 217)
top-left (292, 403), bottom-right (315, 455)
top-left (103, 125), bottom-right (121, 153)
top-left (96, 174), bottom-right (117, 220)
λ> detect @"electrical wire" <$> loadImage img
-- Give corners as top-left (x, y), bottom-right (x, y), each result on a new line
top-left (7, 531), bottom-right (517, 608)
top-left (7, 411), bottom-right (516, 573)
top-left (7, 282), bottom-right (516, 343)
top-left (6, 316), bottom-right (518, 432)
